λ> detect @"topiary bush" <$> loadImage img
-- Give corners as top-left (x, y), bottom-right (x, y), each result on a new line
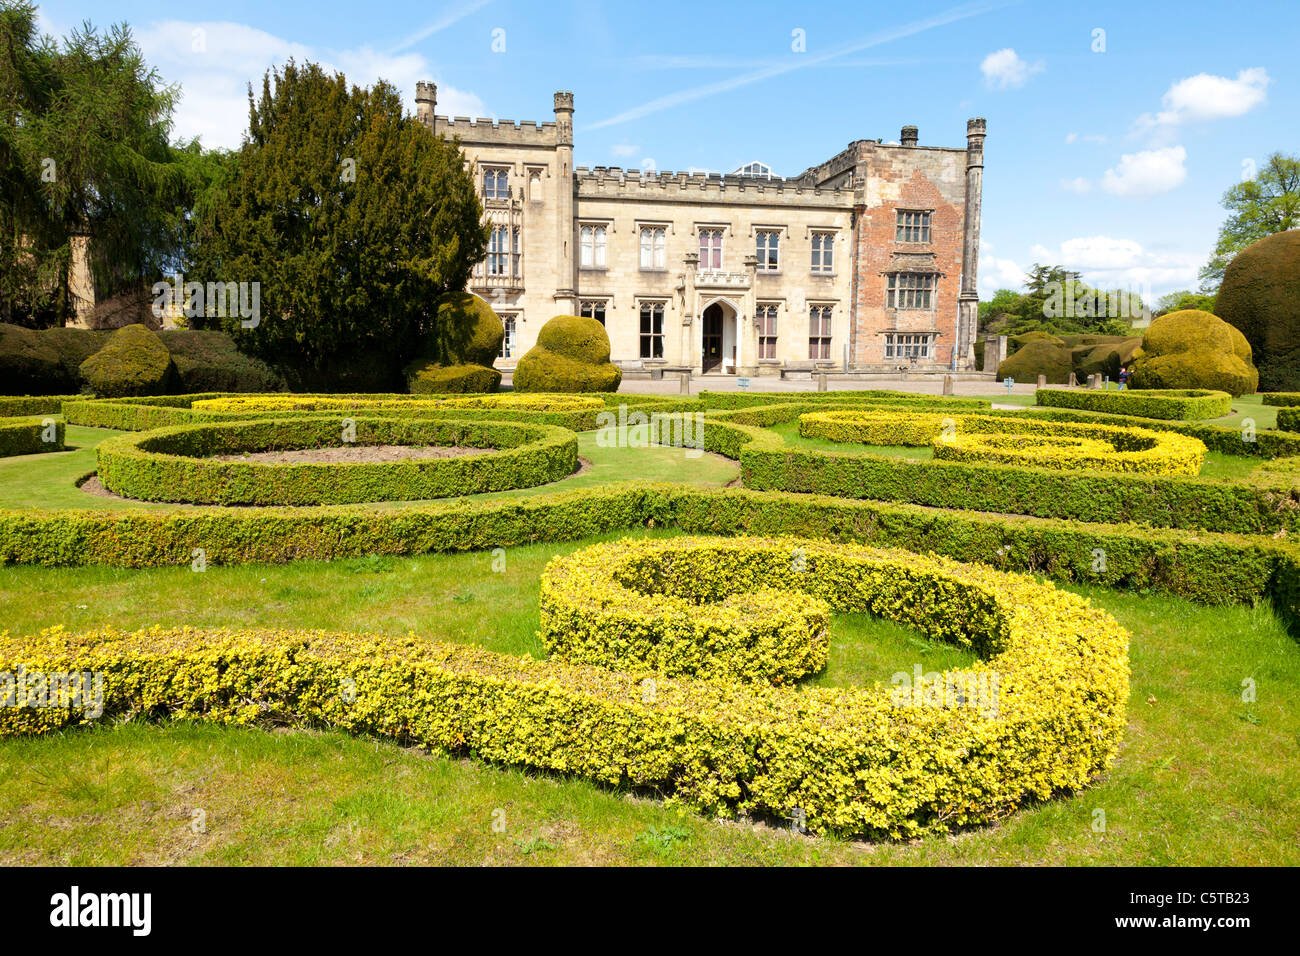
top-left (403, 293), bottom-right (505, 394)
top-left (1007, 330), bottom-right (1064, 354)
top-left (0, 324), bottom-right (81, 394)
top-left (996, 339), bottom-right (1072, 383)
top-left (1129, 309), bottom-right (1258, 396)
top-left (406, 361), bottom-right (502, 394)
top-left (157, 330), bottom-right (284, 393)
top-left (77, 324), bottom-right (175, 398)
top-left (1215, 230), bottom-right (1300, 392)
top-left (1070, 337), bottom-right (1142, 381)
top-left (513, 315), bottom-right (622, 393)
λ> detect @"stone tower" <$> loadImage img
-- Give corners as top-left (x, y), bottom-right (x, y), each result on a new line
top-left (957, 117), bottom-right (986, 368)
top-left (415, 81), bottom-right (437, 127)
top-left (553, 91), bottom-right (576, 314)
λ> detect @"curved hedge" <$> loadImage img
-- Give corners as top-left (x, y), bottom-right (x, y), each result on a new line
top-left (799, 409), bottom-right (1207, 476)
top-left (1, 535), bottom-right (1128, 839)
top-left (0, 415), bottom-right (65, 457)
top-left (0, 395), bottom-right (83, 418)
top-left (1034, 388), bottom-right (1232, 421)
top-left (1277, 408), bottom-right (1300, 433)
top-left (95, 416), bottom-right (578, 505)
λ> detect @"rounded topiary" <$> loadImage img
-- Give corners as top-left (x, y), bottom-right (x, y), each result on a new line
top-left (406, 361), bottom-right (502, 394)
top-left (1129, 309), bottom-right (1258, 396)
top-left (513, 315), bottom-right (622, 393)
top-left (1071, 337), bottom-right (1143, 381)
top-left (1215, 230), bottom-right (1300, 392)
top-left (424, 292), bottom-right (505, 367)
top-left (997, 339), bottom-right (1072, 384)
top-left (158, 330), bottom-right (284, 392)
top-left (0, 324), bottom-right (66, 395)
top-left (78, 324), bottom-right (175, 398)
top-left (1008, 330), bottom-right (1065, 355)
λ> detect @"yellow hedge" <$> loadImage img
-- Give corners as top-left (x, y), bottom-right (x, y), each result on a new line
top-left (800, 409), bottom-right (1207, 476)
top-left (0, 538), bottom-right (1130, 839)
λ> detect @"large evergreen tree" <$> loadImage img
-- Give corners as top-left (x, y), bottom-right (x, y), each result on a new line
top-left (0, 0), bottom-right (194, 325)
top-left (188, 61), bottom-right (488, 373)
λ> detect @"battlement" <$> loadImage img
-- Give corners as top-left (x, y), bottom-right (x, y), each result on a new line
top-left (433, 115), bottom-right (558, 147)
top-left (573, 166), bottom-right (855, 207)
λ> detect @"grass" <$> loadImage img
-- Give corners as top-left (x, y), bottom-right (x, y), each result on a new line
top-left (1, 543), bottom-right (1296, 865)
top-left (2, 405), bottom-right (1298, 865)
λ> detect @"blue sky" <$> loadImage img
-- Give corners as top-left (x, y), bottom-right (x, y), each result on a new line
top-left (36, 0), bottom-right (1300, 299)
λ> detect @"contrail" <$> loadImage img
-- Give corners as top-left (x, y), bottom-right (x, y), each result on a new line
top-left (586, 0), bottom-right (1011, 130)
top-left (391, 0), bottom-right (494, 53)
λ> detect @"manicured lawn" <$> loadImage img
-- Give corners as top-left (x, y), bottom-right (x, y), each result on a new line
top-left (1, 539), bottom-right (1296, 865)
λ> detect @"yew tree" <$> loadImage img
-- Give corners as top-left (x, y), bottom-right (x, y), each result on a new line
top-left (188, 61), bottom-right (487, 372)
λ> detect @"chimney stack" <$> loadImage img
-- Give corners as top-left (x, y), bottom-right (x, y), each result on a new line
top-left (900, 125), bottom-right (918, 147)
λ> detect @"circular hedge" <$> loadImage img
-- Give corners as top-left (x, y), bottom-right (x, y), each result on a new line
top-left (96, 416), bottom-right (578, 505)
top-left (1215, 230), bottom-right (1300, 392)
top-left (799, 409), bottom-right (1207, 475)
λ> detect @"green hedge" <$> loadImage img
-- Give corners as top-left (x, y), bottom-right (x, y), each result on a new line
top-left (0, 483), bottom-right (1285, 607)
top-left (95, 417), bottom-right (578, 506)
top-left (1035, 388), bottom-right (1233, 421)
top-left (1263, 393), bottom-right (1300, 408)
top-left (64, 392), bottom-right (693, 433)
top-left (1278, 408), bottom-right (1300, 433)
top-left (1, 539), bottom-right (1127, 839)
top-left (697, 390), bottom-right (990, 411)
top-left (0, 395), bottom-right (82, 417)
top-left (0, 415), bottom-right (65, 457)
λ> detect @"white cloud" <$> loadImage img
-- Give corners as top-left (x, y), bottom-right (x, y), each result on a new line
top-left (979, 48), bottom-right (1043, 90)
top-left (1060, 177), bottom-right (1091, 193)
top-left (1100, 146), bottom-right (1187, 198)
top-left (610, 143), bottom-right (640, 158)
top-left (1030, 236), bottom-right (1205, 296)
top-left (135, 20), bottom-right (485, 149)
top-left (978, 241), bottom-right (1027, 294)
top-left (1135, 67), bottom-right (1270, 130)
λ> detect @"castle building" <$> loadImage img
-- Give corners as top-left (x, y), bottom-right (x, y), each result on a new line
top-left (415, 82), bottom-right (985, 377)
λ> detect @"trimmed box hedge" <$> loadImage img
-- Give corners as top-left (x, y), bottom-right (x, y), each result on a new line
top-left (95, 416), bottom-right (579, 506)
top-left (1277, 407), bottom-right (1300, 433)
top-left (0, 536), bottom-right (1128, 839)
top-left (800, 409), bottom-right (1208, 476)
top-left (0, 395), bottom-right (82, 418)
top-left (1035, 388), bottom-right (1233, 420)
top-left (0, 415), bottom-right (65, 457)
top-left (0, 483), bottom-right (1285, 608)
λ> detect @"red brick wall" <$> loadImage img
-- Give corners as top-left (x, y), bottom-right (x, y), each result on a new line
top-left (851, 160), bottom-right (965, 367)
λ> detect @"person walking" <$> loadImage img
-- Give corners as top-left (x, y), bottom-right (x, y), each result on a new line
top-left (1118, 366), bottom-right (1130, 391)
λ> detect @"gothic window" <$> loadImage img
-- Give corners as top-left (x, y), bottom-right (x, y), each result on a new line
top-left (639, 227), bottom-right (666, 270)
top-left (808, 305), bottom-right (833, 360)
top-left (698, 229), bottom-right (724, 270)
top-left (580, 300), bottom-right (607, 325)
top-left (757, 304), bottom-right (779, 359)
top-left (755, 231), bottom-right (781, 272)
top-left (895, 209), bottom-right (931, 243)
top-left (887, 273), bottom-right (935, 309)
top-left (499, 315), bottom-right (518, 358)
top-left (811, 233), bottom-right (835, 274)
top-left (483, 167), bottom-right (509, 200)
top-left (487, 226), bottom-right (511, 276)
top-left (579, 225), bottom-right (607, 268)
top-left (640, 302), bottom-right (665, 359)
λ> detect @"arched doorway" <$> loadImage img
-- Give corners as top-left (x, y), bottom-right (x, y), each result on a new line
top-left (700, 300), bottom-right (736, 373)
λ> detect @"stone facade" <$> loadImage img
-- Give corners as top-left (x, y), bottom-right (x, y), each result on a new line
top-left (416, 82), bottom-right (984, 375)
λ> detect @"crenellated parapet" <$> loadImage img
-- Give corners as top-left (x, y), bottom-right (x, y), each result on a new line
top-left (432, 115), bottom-right (559, 148)
top-left (574, 167), bottom-right (855, 208)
